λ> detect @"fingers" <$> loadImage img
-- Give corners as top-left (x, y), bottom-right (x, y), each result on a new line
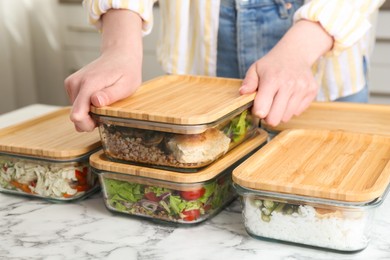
top-left (240, 64), bottom-right (259, 94)
top-left (242, 60), bottom-right (319, 127)
top-left (65, 73), bottom-right (95, 132)
top-left (241, 64), bottom-right (278, 120)
top-left (261, 79), bottom-right (318, 127)
top-left (64, 73), bottom-right (81, 104)
top-left (69, 80), bottom-right (98, 132)
top-left (252, 76), bottom-right (278, 120)
top-left (90, 76), bottom-right (140, 107)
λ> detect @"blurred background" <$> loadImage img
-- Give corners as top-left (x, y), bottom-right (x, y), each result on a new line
top-left (0, 0), bottom-right (389, 115)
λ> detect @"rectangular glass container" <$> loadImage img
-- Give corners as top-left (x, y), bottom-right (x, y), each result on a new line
top-left (93, 104), bottom-right (258, 172)
top-left (232, 129), bottom-right (390, 252)
top-left (91, 75), bottom-right (258, 172)
top-left (95, 166), bottom-right (237, 224)
top-left (0, 107), bottom-right (102, 201)
top-left (235, 184), bottom-right (385, 252)
top-left (0, 153), bottom-right (99, 201)
top-left (90, 129), bottom-right (268, 224)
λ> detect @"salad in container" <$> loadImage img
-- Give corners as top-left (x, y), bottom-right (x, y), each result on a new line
top-left (0, 108), bottom-right (101, 201)
top-left (90, 129), bottom-right (268, 224)
top-left (233, 129), bottom-right (390, 252)
top-left (91, 75), bottom-right (258, 172)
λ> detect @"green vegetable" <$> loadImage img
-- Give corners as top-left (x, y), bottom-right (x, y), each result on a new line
top-left (253, 198), bottom-right (301, 222)
top-left (103, 175), bottom-right (234, 223)
top-left (145, 186), bottom-right (171, 197)
top-left (199, 182), bottom-right (216, 204)
top-left (169, 195), bottom-right (187, 215)
top-left (224, 110), bottom-right (251, 144)
top-left (104, 179), bottom-right (143, 203)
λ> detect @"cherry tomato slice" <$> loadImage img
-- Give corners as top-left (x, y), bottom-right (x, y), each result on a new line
top-left (179, 187), bottom-right (206, 201)
top-left (182, 209), bottom-right (201, 221)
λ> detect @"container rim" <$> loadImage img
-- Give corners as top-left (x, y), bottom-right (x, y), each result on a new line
top-left (0, 148), bottom-right (101, 163)
top-left (92, 161), bottom-right (235, 187)
top-left (233, 183), bottom-right (390, 208)
top-left (91, 103), bottom-right (253, 135)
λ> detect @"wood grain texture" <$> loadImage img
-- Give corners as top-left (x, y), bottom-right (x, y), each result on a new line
top-left (262, 102), bottom-right (390, 136)
top-left (0, 108), bottom-right (101, 159)
top-left (233, 129), bottom-right (390, 202)
top-left (90, 129), bottom-right (268, 183)
top-left (91, 75), bottom-right (255, 125)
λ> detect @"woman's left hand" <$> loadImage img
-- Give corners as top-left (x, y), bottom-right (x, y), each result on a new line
top-left (240, 20), bottom-right (333, 126)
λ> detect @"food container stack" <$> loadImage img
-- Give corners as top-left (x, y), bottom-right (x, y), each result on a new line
top-left (0, 108), bottom-right (101, 201)
top-left (90, 75), bottom-right (268, 224)
top-left (233, 129), bottom-right (390, 252)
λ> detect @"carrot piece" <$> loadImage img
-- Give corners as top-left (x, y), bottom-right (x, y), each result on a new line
top-left (10, 180), bottom-right (32, 193)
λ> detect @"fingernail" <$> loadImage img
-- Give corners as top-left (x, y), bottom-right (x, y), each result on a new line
top-left (239, 85), bottom-right (247, 92)
top-left (259, 111), bottom-right (266, 118)
top-left (256, 110), bottom-right (266, 118)
top-left (96, 95), bottom-right (104, 106)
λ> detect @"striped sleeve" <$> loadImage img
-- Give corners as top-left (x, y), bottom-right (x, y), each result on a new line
top-left (82, 0), bottom-right (156, 35)
top-left (294, 0), bottom-right (385, 55)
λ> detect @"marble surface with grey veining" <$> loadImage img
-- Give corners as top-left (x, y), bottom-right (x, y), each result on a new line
top-left (1, 105), bottom-right (390, 260)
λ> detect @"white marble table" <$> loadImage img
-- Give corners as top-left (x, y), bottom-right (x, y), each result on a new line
top-left (1, 104), bottom-right (390, 260)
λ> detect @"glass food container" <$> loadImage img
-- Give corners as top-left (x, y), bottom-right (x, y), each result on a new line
top-left (233, 129), bottom-right (390, 252)
top-left (0, 108), bottom-right (102, 201)
top-left (261, 102), bottom-right (390, 139)
top-left (91, 75), bottom-right (259, 172)
top-left (90, 129), bottom-right (268, 224)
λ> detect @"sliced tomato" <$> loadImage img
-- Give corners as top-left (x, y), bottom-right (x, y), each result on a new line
top-left (75, 169), bottom-right (88, 185)
top-left (182, 209), bottom-right (201, 221)
top-left (144, 192), bottom-right (160, 202)
top-left (179, 187), bottom-right (206, 201)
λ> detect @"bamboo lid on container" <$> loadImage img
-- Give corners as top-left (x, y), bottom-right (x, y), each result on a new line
top-left (262, 102), bottom-right (390, 136)
top-left (233, 129), bottom-right (390, 203)
top-left (90, 75), bottom-right (255, 125)
top-left (0, 108), bottom-right (101, 160)
top-left (90, 129), bottom-right (268, 183)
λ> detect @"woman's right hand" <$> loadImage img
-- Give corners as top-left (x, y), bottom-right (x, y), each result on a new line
top-left (64, 9), bottom-right (143, 132)
top-left (64, 48), bottom-right (142, 132)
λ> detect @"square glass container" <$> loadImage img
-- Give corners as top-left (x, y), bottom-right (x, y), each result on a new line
top-left (0, 108), bottom-right (102, 201)
top-left (233, 129), bottom-right (390, 252)
top-left (91, 75), bottom-right (258, 172)
top-left (90, 129), bottom-right (268, 224)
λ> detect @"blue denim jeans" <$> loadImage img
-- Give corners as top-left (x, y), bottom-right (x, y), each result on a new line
top-left (217, 0), bottom-right (304, 79)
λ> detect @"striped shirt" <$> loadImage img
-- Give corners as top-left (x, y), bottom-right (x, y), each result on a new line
top-left (83, 0), bottom-right (384, 101)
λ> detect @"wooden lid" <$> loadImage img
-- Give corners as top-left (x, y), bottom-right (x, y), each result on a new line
top-left (90, 129), bottom-right (268, 183)
top-left (0, 107), bottom-right (101, 160)
top-left (90, 75), bottom-right (255, 125)
top-left (262, 102), bottom-right (390, 136)
top-left (233, 129), bottom-right (390, 202)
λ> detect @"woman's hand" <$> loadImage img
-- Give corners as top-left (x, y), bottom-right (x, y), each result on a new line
top-left (240, 20), bottom-right (333, 126)
top-left (64, 9), bottom-right (143, 132)
top-left (64, 48), bottom-right (142, 132)
top-left (240, 48), bottom-right (319, 127)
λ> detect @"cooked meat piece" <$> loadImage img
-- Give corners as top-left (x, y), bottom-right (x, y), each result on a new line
top-left (166, 128), bottom-right (230, 164)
